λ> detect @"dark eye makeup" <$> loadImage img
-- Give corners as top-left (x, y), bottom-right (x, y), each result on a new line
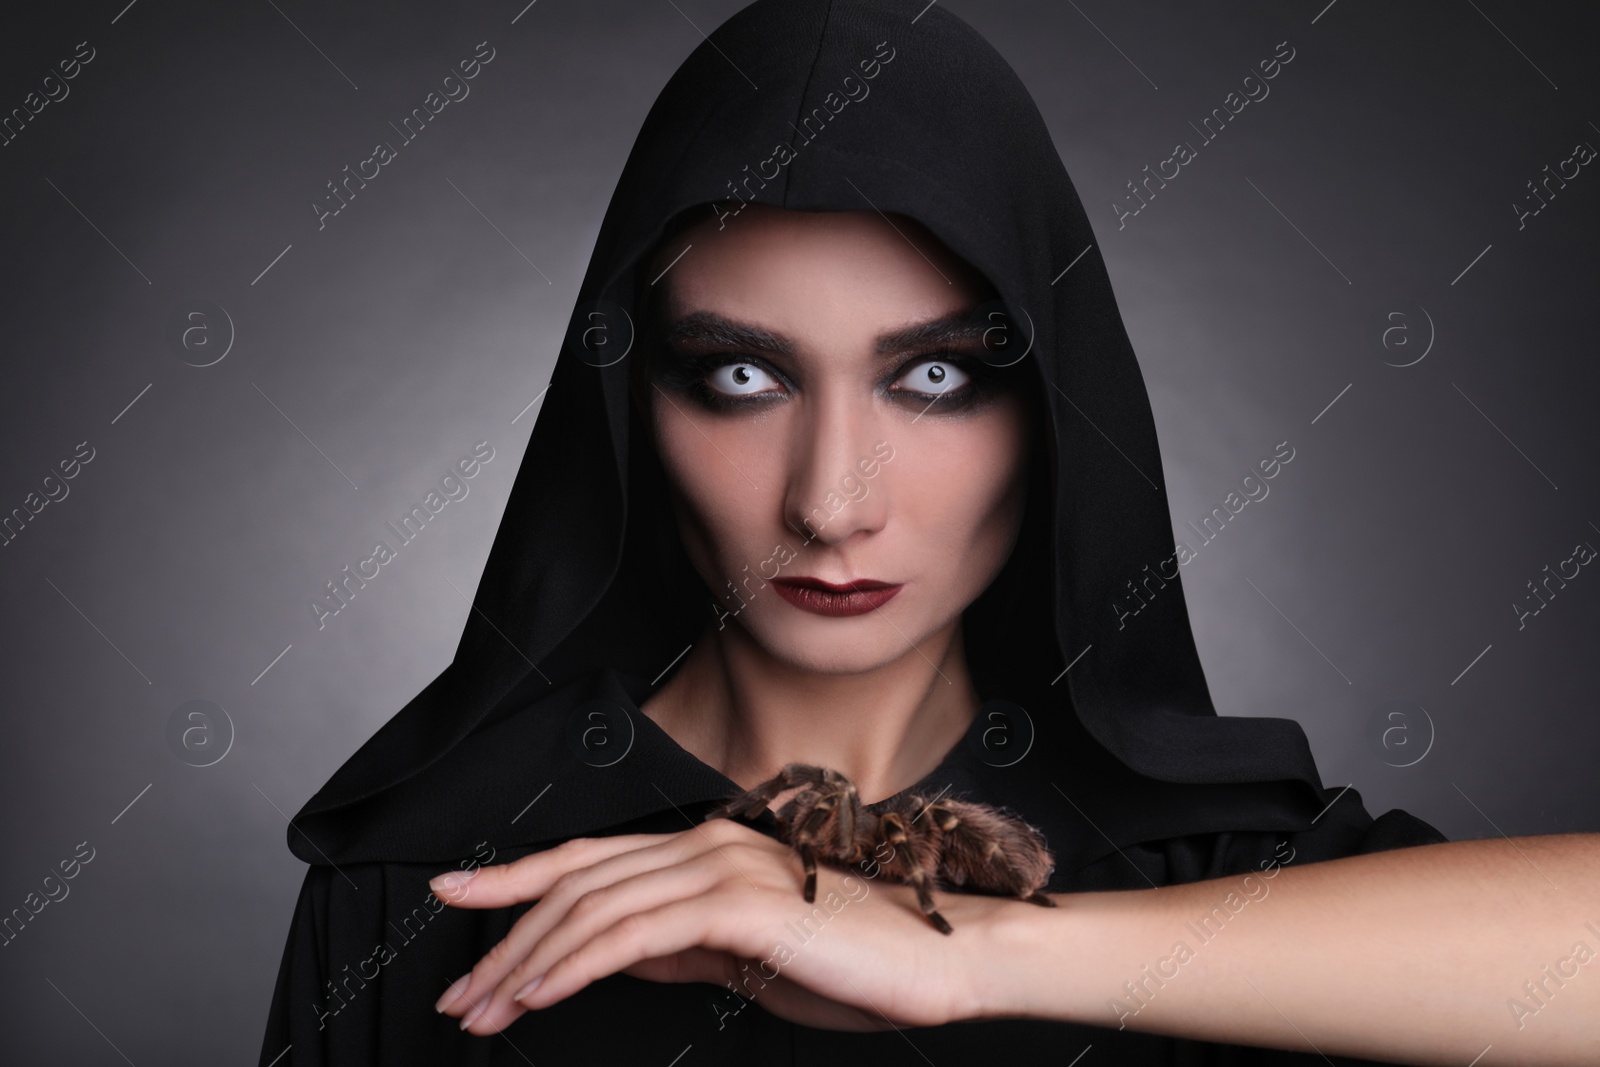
top-left (652, 346), bottom-right (1009, 416)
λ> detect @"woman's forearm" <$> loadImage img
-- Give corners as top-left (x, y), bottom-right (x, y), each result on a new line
top-left (977, 834), bottom-right (1600, 1066)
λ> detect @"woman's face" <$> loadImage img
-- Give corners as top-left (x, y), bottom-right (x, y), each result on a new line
top-left (644, 203), bottom-right (1034, 675)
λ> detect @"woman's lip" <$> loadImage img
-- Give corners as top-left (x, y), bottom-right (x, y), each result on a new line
top-left (777, 576), bottom-right (895, 592)
top-left (770, 579), bottom-right (901, 617)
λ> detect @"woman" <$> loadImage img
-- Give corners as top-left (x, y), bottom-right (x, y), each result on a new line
top-left (257, 2), bottom-right (1597, 1064)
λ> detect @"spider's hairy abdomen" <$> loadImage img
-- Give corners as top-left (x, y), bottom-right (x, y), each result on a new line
top-left (915, 797), bottom-right (1055, 895)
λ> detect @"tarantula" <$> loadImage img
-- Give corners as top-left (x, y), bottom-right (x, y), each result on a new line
top-left (707, 762), bottom-right (1057, 934)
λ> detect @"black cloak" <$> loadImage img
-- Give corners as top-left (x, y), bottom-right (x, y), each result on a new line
top-left (257, 1), bottom-right (1447, 1063)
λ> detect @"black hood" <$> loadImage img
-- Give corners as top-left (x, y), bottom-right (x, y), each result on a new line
top-left (288, 0), bottom-right (1339, 866)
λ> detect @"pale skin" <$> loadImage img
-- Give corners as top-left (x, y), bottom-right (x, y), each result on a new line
top-left (431, 205), bottom-right (1600, 1064)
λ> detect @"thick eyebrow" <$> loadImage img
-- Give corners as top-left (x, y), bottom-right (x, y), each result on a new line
top-left (661, 308), bottom-right (996, 359)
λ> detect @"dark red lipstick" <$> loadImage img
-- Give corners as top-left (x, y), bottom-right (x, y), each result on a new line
top-left (770, 576), bottom-right (902, 617)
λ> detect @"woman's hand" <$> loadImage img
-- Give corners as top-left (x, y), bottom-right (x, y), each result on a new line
top-left (429, 817), bottom-right (1017, 1035)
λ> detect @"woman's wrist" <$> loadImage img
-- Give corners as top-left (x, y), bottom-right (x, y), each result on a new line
top-left (969, 890), bottom-right (1122, 1024)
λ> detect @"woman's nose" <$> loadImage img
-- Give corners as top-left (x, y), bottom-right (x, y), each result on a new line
top-left (782, 389), bottom-right (890, 548)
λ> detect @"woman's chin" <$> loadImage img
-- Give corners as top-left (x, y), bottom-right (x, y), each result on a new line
top-left (740, 611), bottom-right (941, 677)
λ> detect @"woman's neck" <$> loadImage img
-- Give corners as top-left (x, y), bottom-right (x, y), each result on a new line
top-left (638, 617), bottom-right (980, 805)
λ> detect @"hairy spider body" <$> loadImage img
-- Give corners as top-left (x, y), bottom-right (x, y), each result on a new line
top-left (708, 762), bottom-right (1057, 934)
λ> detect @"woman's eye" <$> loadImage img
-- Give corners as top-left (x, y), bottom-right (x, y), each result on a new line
top-left (705, 361), bottom-right (782, 397)
top-left (892, 359), bottom-right (971, 397)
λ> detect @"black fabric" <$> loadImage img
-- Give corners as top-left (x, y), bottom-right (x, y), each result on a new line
top-left (257, 1), bottom-right (1449, 1062)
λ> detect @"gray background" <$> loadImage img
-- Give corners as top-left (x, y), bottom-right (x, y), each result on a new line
top-left (1, 0), bottom-right (1595, 1062)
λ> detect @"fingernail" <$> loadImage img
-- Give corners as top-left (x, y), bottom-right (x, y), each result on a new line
top-left (429, 868), bottom-right (477, 895)
top-left (513, 975), bottom-right (543, 1002)
top-left (459, 1000), bottom-right (487, 1031)
top-left (434, 973), bottom-right (469, 1013)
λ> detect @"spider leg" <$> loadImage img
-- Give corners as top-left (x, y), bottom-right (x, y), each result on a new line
top-left (904, 864), bottom-right (954, 935)
top-left (876, 808), bottom-right (953, 934)
top-left (793, 803), bottom-right (835, 903)
top-left (794, 841), bottom-right (820, 904)
top-left (878, 809), bottom-right (909, 854)
top-left (824, 769), bottom-right (859, 859)
top-left (1022, 891), bottom-right (1057, 908)
top-left (709, 763), bottom-right (831, 821)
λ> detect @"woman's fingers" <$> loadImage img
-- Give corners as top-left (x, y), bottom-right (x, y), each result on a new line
top-left (437, 836), bottom-right (699, 1016)
top-left (429, 832), bottom-right (676, 909)
top-left (460, 863), bottom-right (732, 1032)
top-left (516, 897), bottom-right (729, 1014)
top-left (441, 821), bottom-right (775, 1021)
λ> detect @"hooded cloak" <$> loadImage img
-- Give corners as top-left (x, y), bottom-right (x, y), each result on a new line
top-left (258, 2), bottom-right (1445, 1063)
